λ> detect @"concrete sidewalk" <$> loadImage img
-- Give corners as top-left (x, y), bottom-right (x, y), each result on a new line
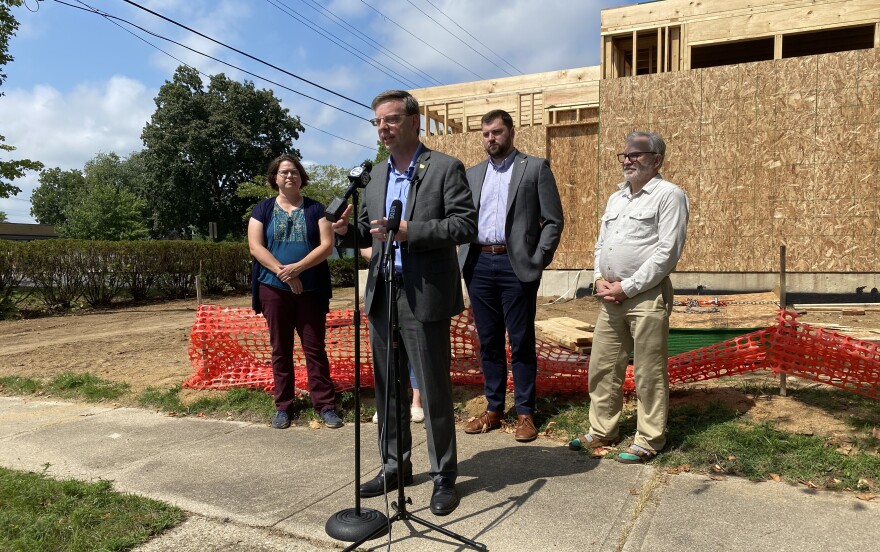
top-left (1, 396), bottom-right (877, 551)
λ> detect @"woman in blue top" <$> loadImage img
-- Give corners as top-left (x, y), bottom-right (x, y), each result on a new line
top-left (248, 154), bottom-right (342, 429)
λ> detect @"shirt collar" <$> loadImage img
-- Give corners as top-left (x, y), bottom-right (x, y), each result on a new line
top-left (619, 173), bottom-right (663, 196)
top-left (489, 148), bottom-right (517, 171)
top-left (388, 142), bottom-right (425, 179)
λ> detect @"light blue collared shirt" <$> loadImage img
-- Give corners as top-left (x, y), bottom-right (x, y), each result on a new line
top-left (384, 143), bottom-right (424, 273)
top-left (477, 149), bottom-right (517, 245)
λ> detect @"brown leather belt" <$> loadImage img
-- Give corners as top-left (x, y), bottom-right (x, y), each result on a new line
top-left (479, 244), bottom-right (507, 254)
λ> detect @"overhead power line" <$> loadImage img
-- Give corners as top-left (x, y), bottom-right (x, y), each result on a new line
top-left (296, 0), bottom-right (444, 87)
top-left (405, 0), bottom-right (513, 77)
top-left (263, 0), bottom-right (421, 89)
top-left (118, 0), bottom-right (372, 111)
top-left (422, 0), bottom-right (524, 75)
top-left (57, 0), bottom-right (376, 151)
top-left (359, 0), bottom-right (487, 81)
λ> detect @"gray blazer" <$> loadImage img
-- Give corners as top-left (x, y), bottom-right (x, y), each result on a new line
top-left (458, 150), bottom-right (564, 283)
top-left (341, 146), bottom-right (477, 323)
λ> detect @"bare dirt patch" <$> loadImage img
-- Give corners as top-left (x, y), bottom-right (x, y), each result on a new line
top-left (2, 290), bottom-right (878, 442)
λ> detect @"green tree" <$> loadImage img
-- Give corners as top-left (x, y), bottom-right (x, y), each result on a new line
top-left (31, 153), bottom-right (150, 239)
top-left (372, 142), bottom-right (390, 165)
top-left (60, 182), bottom-right (148, 240)
top-left (140, 66), bottom-right (304, 240)
top-left (303, 163), bottom-right (349, 208)
top-left (30, 167), bottom-right (85, 226)
top-left (1, 0), bottom-right (43, 199)
top-left (0, 210), bottom-right (6, 222)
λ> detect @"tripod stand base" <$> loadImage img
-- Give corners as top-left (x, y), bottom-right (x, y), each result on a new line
top-left (325, 508), bottom-right (389, 542)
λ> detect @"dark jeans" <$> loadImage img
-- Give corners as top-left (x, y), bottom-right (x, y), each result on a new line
top-left (258, 283), bottom-right (336, 414)
top-left (466, 252), bottom-right (540, 415)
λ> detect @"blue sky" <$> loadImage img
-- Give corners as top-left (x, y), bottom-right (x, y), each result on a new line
top-left (2, 0), bottom-right (630, 223)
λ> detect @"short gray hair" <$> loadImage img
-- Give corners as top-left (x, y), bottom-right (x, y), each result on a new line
top-left (626, 131), bottom-right (666, 166)
top-left (371, 90), bottom-right (420, 115)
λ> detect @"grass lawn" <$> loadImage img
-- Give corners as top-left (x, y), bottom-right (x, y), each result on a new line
top-left (0, 466), bottom-right (183, 552)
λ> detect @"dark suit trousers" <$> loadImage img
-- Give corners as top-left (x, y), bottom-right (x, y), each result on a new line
top-left (466, 252), bottom-right (540, 415)
top-left (369, 280), bottom-right (458, 481)
top-left (259, 284), bottom-right (337, 414)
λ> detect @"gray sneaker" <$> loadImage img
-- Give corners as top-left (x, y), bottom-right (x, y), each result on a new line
top-left (271, 411), bottom-right (290, 429)
top-left (320, 409), bottom-right (344, 429)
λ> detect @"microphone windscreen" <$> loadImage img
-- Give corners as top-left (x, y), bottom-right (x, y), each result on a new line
top-left (386, 199), bottom-right (403, 232)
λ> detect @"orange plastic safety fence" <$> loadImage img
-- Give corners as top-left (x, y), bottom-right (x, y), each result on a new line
top-left (185, 305), bottom-right (590, 394)
top-left (185, 305), bottom-right (880, 400)
top-left (769, 310), bottom-right (880, 400)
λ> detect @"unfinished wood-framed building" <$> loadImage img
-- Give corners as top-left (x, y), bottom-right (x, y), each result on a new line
top-left (412, 0), bottom-right (880, 290)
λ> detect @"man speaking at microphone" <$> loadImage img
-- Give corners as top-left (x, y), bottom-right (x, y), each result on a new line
top-left (332, 90), bottom-right (476, 516)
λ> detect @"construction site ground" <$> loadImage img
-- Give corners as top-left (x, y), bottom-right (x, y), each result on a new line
top-left (1, 290), bottom-right (878, 445)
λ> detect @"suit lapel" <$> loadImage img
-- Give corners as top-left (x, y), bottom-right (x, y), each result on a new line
top-left (371, 162), bottom-right (390, 217)
top-left (472, 160), bottom-right (489, 210)
top-left (507, 152), bottom-right (528, 215)
top-left (405, 148), bottom-right (431, 219)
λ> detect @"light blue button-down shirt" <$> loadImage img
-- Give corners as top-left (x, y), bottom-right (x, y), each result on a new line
top-left (477, 149), bottom-right (517, 245)
top-left (384, 143), bottom-right (424, 273)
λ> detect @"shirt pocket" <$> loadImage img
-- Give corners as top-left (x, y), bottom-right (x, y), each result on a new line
top-left (601, 211), bottom-right (620, 232)
top-left (626, 208), bottom-right (657, 240)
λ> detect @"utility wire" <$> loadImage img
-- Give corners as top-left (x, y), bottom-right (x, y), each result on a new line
top-left (118, 0), bottom-right (372, 111)
top-left (405, 0), bottom-right (513, 77)
top-left (263, 0), bottom-right (420, 89)
top-left (359, 0), bottom-right (487, 81)
top-left (422, 0), bottom-right (524, 75)
top-left (296, 0), bottom-right (443, 87)
top-left (58, 0), bottom-right (376, 150)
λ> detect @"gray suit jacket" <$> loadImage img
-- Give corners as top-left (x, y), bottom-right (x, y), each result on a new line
top-left (341, 146), bottom-right (477, 323)
top-left (458, 150), bottom-right (564, 283)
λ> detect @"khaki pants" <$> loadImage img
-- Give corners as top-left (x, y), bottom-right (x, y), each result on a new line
top-left (587, 277), bottom-right (673, 453)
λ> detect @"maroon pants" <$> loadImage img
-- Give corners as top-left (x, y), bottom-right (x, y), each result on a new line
top-left (258, 283), bottom-right (336, 413)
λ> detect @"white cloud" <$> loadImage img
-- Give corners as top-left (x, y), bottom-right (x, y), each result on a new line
top-left (0, 76), bottom-right (155, 223)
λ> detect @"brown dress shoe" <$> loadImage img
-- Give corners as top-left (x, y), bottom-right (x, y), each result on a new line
top-left (464, 410), bottom-right (503, 434)
top-left (514, 414), bottom-right (538, 442)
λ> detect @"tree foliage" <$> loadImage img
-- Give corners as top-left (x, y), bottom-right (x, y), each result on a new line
top-left (0, 0), bottom-right (43, 199)
top-left (30, 167), bottom-right (85, 226)
top-left (140, 66), bottom-right (305, 240)
top-left (372, 142), bottom-right (390, 166)
top-left (31, 152), bottom-right (149, 240)
top-left (302, 163), bottom-right (348, 208)
top-left (60, 182), bottom-right (148, 241)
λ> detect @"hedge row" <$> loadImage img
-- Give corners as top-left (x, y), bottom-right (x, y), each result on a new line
top-left (0, 239), bottom-right (357, 313)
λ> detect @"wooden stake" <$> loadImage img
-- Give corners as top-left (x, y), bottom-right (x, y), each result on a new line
top-left (196, 260), bottom-right (203, 306)
top-left (779, 244), bottom-right (787, 397)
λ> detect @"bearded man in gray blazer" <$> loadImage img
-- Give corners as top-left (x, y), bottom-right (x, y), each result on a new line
top-left (332, 90), bottom-right (476, 516)
top-left (458, 109), bottom-right (564, 443)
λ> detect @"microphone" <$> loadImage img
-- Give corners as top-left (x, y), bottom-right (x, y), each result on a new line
top-left (383, 199), bottom-right (403, 266)
top-left (348, 160), bottom-right (373, 188)
top-left (325, 160), bottom-right (374, 222)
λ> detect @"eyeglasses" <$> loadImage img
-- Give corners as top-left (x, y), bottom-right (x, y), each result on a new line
top-left (369, 113), bottom-right (410, 127)
top-left (617, 151), bottom-right (657, 163)
top-left (277, 170), bottom-right (299, 177)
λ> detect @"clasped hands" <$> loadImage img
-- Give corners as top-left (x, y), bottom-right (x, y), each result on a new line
top-left (277, 264), bottom-right (303, 293)
top-left (330, 204), bottom-right (408, 243)
top-left (595, 279), bottom-right (628, 304)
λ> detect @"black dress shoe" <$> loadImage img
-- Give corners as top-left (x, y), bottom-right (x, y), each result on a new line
top-left (359, 470), bottom-right (414, 498)
top-left (429, 477), bottom-right (460, 516)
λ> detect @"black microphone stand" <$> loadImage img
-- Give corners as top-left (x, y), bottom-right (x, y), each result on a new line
top-left (335, 238), bottom-right (488, 551)
top-left (324, 187), bottom-right (389, 542)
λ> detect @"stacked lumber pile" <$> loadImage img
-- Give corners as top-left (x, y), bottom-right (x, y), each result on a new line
top-left (791, 303), bottom-right (880, 317)
top-left (535, 317), bottom-right (594, 354)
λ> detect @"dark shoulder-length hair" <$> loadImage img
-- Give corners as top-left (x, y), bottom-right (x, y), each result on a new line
top-left (266, 154), bottom-right (310, 191)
